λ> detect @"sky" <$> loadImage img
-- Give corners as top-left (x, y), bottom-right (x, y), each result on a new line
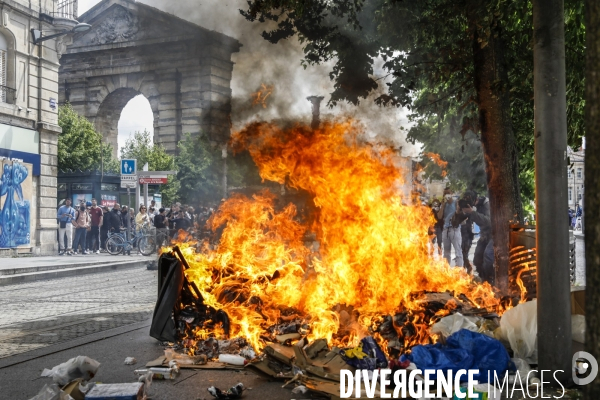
top-left (77, 0), bottom-right (417, 157)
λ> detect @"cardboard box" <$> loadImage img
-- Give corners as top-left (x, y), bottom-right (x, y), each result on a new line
top-left (571, 286), bottom-right (585, 315)
top-left (84, 382), bottom-right (144, 400)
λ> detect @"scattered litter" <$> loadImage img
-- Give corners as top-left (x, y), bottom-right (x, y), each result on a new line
top-left (291, 385), bottom-right (308, 394)
top-left (430, 313), bottom-right (479, 338)
top-left (207, 383), bottom-right (245, 399)
top-left (41, 356), bottom-right (101, 386)
top-left (164, 349), bottom-right (207, 365)
top-left (572, 314), bottom-right (586, 344)
top-left (124, 357), bottom-right (137, 365)
top-left (84, 382), bottom-right (144, 400)
top-left (498, 299), bottom-right (537, 363)
top-left (405, 329), bottom-right (510, 383)
top-left (218, 354), bottom-right (247, 366)
top-left (28, 384), bottom-right (73, 400)
top-left (134, 361), bottom-right (179, 380)
top-left (339, 336), bottom-right (387, 370)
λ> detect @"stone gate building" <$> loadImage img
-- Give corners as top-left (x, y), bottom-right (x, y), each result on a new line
top-left (58, 0), bottom-right (240, 156)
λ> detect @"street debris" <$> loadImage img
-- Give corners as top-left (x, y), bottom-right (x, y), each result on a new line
top-left (134, 360), bottom-right (180, 380)
top-left (404, 329), bottom-right (510, 383)
top-left (207, 383), bottom-right (245, 399)
top-left (124, 357), bottom-right (137, 365)
top-left (29, 384), bottom-right (74, 400)
top-left (84, 382), bottom-right (144, 400)
top-left (41, 356), bottom-right (101, 386)
top-left (218, 354), bottom-right (247, 366)
top-left (498, 299), bottom-right (538, 363)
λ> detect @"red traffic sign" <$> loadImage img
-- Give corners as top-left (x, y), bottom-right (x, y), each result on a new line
top-left (139, 176), bottom-right (168, 184)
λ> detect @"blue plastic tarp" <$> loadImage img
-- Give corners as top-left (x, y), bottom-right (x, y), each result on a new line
top-left (402, 329), bottom-right (510, 383)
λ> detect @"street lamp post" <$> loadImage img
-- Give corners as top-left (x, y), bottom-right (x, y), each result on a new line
top-left (30, 23), bottom-right (91, 45)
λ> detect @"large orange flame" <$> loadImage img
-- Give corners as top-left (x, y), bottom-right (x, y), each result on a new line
top-left (175, 119), bottom-right (502, 352)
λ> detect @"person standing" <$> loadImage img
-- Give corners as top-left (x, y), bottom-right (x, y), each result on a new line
top-left (72, 203), bottom-right (90, 254)
top-left (430, 199), bottom-right (443, 256)
top-left (135, 205), bottom-right (150, 231)
top-left (88, 198), bottom-right (103, 254)
top-left (57, 199), bottom-right (75, 255)
top-left (461, 193), bottom-right (493, 284)
top-left (437, 188), bottom-right (463, 267)
top-left (100, 206), bottom-right (110, 252)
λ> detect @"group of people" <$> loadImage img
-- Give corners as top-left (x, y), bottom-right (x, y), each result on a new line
top-left (56, 198), bottom-right (216, 255)
top-left (429, 188), bottom-right (495, 285)
top-left (56, 199), bottom-right (142, 255)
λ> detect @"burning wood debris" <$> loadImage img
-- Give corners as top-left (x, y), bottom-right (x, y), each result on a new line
top-left (149, 119), bottom-right (521, 398)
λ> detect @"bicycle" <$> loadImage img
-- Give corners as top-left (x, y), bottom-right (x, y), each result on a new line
top-left (105, 225), bottom-right (156, 256)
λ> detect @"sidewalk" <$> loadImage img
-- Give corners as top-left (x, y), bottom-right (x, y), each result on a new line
top-left (0, 253), bottom-right (154, 286)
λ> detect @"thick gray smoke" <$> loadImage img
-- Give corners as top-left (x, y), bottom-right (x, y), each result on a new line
top-left (80, 0), bottom-right (418, 156)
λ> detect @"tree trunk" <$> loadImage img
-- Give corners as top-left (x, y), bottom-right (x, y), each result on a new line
top-left (585, 0), bottom-right (600, 397)
top-left (466, 5), bottom-right (523, 294)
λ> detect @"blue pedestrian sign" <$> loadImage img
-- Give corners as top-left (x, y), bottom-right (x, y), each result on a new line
top-left (121, 159), bottom-right (137, 175)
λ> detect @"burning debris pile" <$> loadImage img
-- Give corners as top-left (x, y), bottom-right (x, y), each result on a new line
top-left (149, 119), bottom-right (520, 397)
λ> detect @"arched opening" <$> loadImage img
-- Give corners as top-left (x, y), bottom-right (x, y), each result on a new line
top-left (118, 94), bottom-right (154, 155)
top-left (95, 89), bottom-right (155, 159)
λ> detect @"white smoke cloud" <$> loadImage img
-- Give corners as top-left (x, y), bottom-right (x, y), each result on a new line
top-left (79, 0), bottom-right (419, 156)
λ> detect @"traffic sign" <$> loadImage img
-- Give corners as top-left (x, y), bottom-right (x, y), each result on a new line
top-left (139, 175), bottom-right (168, 184)
top-left (120, 182), bottom-right (136, 188)
top-left (121, 159), bottom-right (137, 175)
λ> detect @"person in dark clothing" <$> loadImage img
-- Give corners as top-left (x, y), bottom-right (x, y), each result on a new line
top-left (154, 208), bottom-right (167, 229)
top-left (108, 204), bottom-right (122, 234)
top-left (100, 206), bottom-right (110, 251)
top-left (120, 206), bottom-right (129, 228)
top-left (460, 192), bottom-right (493, 284)
top-left (429, 199), bottom-right (443, 256)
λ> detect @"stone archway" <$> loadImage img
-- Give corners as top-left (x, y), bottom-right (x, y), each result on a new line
top-left (58, 0), bottom-right (240, 155)
top-left (95, 87), bottom-right (154, 157)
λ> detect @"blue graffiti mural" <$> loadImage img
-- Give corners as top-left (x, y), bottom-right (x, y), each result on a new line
top-left (0, 162), bottom-right (30, 248)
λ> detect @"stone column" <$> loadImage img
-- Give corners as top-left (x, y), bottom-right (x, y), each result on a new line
top-left (37, 122), bottom-right (61, 255)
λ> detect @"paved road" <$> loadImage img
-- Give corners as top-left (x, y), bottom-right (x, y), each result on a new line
top-left (0, 267), bottom-right (157, 359)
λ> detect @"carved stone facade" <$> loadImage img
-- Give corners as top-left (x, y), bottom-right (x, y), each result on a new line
top-left (58, 0), bottom-right (240, 157)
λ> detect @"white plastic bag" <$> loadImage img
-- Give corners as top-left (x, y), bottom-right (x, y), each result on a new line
top-left (498, 300), bottom-right (537, 363)
top-left (28, 384), bottom-right (74, 400)
top-left (41, 356), bottom-right (101, 386)
top-left (572, 314), bottom-right (586, 344)
top-left (124, 357), bottom-right (137, 365)
top-left (430, 313), bottom-right (479, 338)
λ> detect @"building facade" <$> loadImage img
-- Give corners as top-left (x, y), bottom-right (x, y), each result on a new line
top-left (0, 0), bottom-right (78, 255)
top-left (567, 146), bottom-right (584, 209)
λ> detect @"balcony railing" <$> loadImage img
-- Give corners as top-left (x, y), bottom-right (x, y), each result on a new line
top-left (48, 0), bottom-right (78, 20)
top-left (0, 85), bottom-right (17, 105)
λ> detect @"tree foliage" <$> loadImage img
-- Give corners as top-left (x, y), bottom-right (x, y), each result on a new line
top-left (175, 133), bottom-right (262, 206)
top-left (242, 0), bottom-right (586, 204)
top-left (57, 103), bottom-right (118, 173)
top-left (119, 130), bottom-right (179, 205)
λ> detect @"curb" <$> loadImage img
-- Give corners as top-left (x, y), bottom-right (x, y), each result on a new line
top-left (0, 260), bottom-right (150, 286)
top-left (0, 260), bottom-right (115, 276)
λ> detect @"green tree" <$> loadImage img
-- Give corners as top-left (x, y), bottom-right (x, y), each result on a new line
top-left (57, 103), bottom-right (118, 172)
top-left (175, 133), bottom-right (262, 205)
top-left (119, 130), bottom-right (179, 205)
top-left (241, 0), bottom-right (586, 291)
top-left (409, 115), bottom-right (487, 194)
